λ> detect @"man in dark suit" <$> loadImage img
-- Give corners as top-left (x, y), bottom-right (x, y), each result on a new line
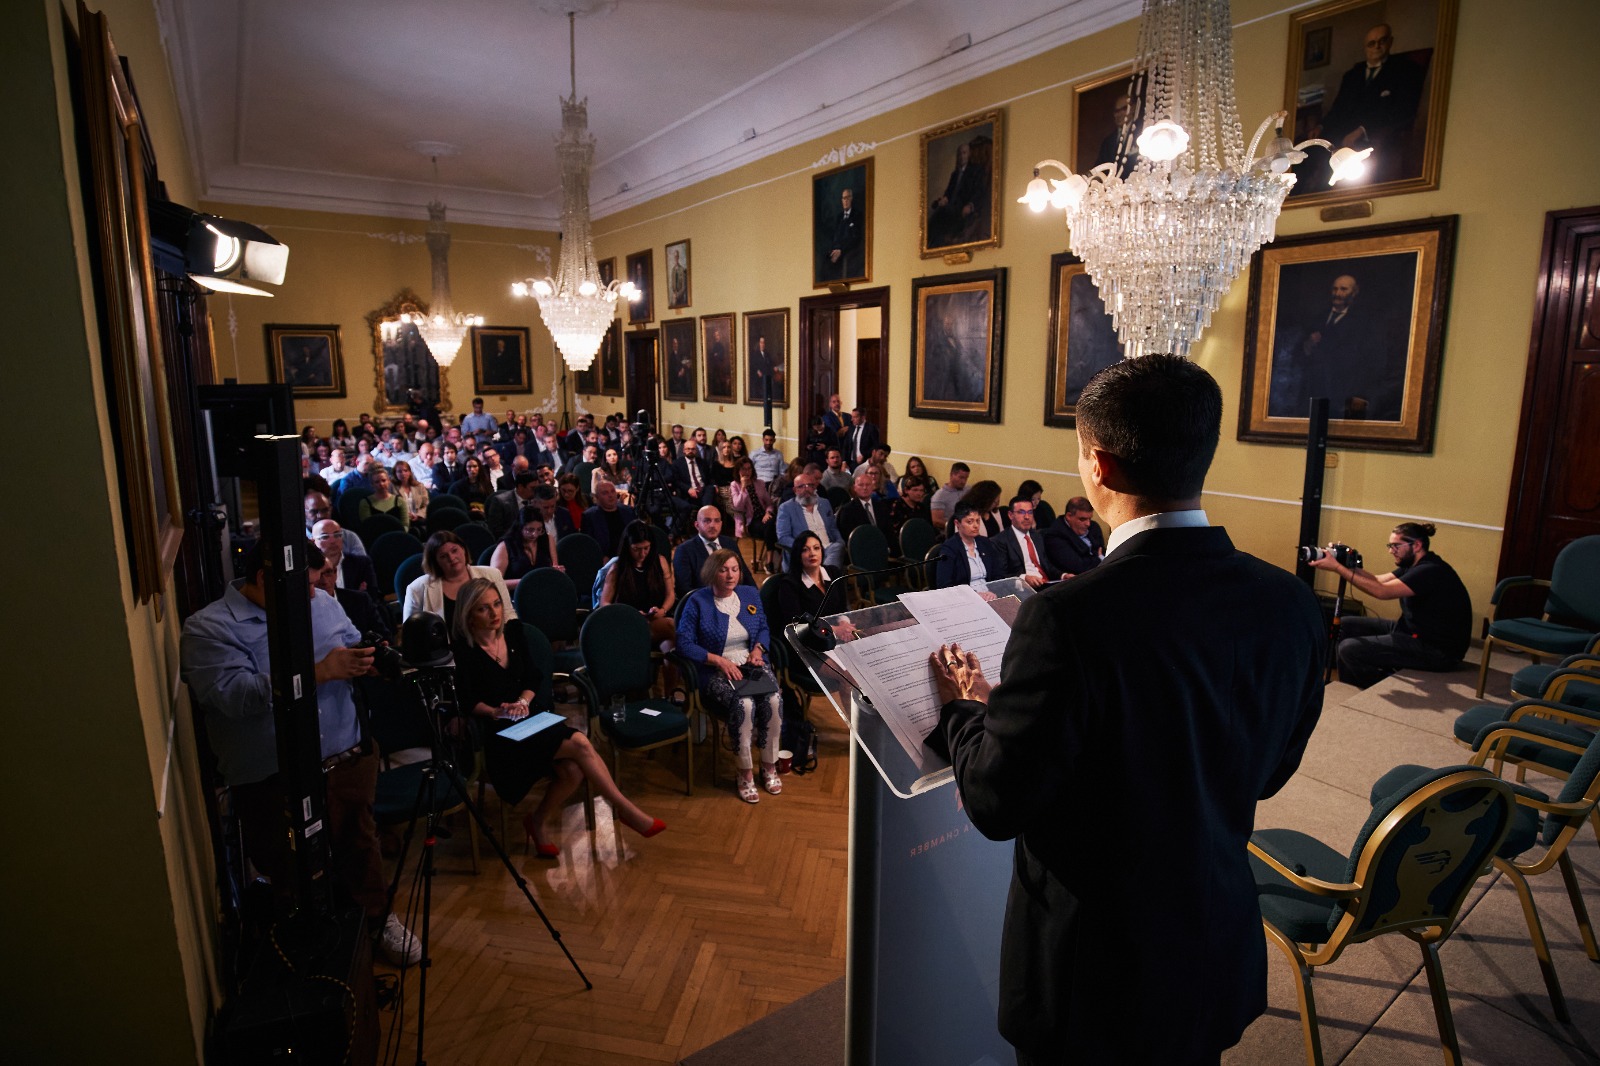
top-left (840, 407), bottom-right (880, 468)
top-left (1274, 273), bottom-right (1403, 422)
top-left (672, 439), bottom-right (713, 508)
top-left (1039, 495), bottom-right (1107, 577)
top-left (311, 520), bottom-right (378, 596)
top-left (926, 355), bottom-right (1324, 1064)
top-left (580, 481), bottom-right (637, 560)
top-left (672, 505), bottom-right (754, 593)
top-left (825, 186), bottom-right (863, 280)
top-left (531, 485), bottom-right (578, 540)
top-left (1316, 22), bottom-right (1425, 187)
top-left (835, 470), bottom-right (896, 553)
top-left (432, 443), bottom-right (466, 493)
top-left (311, 547), bottom-right (391, 639)
top-left (485, 471), bottom-right (541, 539)
top-left (927, 140), bottom-right (990, 247)
top-left (995, 494), bottom-right (1059, 587)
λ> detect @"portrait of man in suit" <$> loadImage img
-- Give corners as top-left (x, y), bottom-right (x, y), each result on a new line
top-left (626, 249), bottom-right (653, 325)
top-left (743, 312), bottom-right (788, 406)
top-left (921, 111), bottom-right (1001, 256)
top-left (926, 355), bottom-right (1324, 1064)
top-left (812, 159), bottom-right (871, 287)
top-left (701, 314), bottom-right (735, 402)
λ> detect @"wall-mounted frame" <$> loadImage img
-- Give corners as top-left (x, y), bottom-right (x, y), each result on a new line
top-left (1043, 254), bottom-right (1123, 428)
top-left (661, 318), bottom-right (698, 402)
top-left (700, 313), bottom-right (737, 404)
top-left (910, 268), bottom-right (1007, 423)
top-left (266, 324), bottom-right (346, 398)
top-left (600, 322), bottom-right (624, 396)
top-left (366, 289), bottom-right (447, 416)
top-left (1283, 0), bottom-right (1458, 208)
top-left (743, 308), bottom-right (790, 408)
top-left (472, 325), bottom-right (531, 394)
top-left (919, 109), bottom-right (1004, 259)
top-left (1239, 215), bottom-right (1457, 453)
top-left (597, 257), bottom-right (616, 288)
top-left (1072, 65), bottom-right (1140, 179)
top-left (626, 249), bottom-right (654, 325)
top-left (812, 158), bottom-right (872, 288)
top-left (665, 239), bottom-right (692, 309)
top-left (77, 4), bottom-right (183, 604)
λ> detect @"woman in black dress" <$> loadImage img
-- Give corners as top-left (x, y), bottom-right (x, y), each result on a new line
top-left (448, 456), bottom-right (494, 519)
top-left (451, 578), bottom-right (663, 857)
top-left (489, 505), bottom-right (562, 589)
top-left (597, 521), bottom-right (676, 647)
top-left (771, 531), bottom-right (857, 638)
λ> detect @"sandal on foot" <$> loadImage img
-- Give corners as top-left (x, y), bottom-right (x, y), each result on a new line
top-left (737, 775), bottom-right (760, 804)
top-left (761, 766), bottom-right (783, 795)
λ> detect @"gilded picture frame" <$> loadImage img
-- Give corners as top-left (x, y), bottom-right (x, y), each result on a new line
top-left (661, 318), bottom-right (698, 403)
top-left (919, 109), bottom-right (1004, 259)
top-left (665, 239), bottom-right (692, 310)
top-left (700, 313), bottom-right (737, 404)
top-left (909, 268), bottom-right (1007, 423)
top-left (471, 325), bottom-right (532, 394)
top-left (266, 324), bottom-right (345, 398)
top-left (626, 249), bottom-right (654, 325)
top-left (1043, 254), bottom-right (1123, 428)
top-left (742, 308), bottom-right (790, 408)
top-left (812, 158), bottom-right (872, 288)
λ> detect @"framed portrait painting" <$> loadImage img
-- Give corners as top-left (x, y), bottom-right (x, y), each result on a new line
top-left (1072, 66), bottom-right (1141, 179)
top-left (812, 158), bottom-right (872, 288)
top-left (597, 257), bottom-right (616, 288)
top-left (920, 109), bottom-right (1004, 259)
top-left (909, 269), bottom-right (1007, 423)
top-left (471, 325), bottom-right (531, 394)
top-left (661, 318), bottom-right (698, 402)
top-left (700, 313), bottom-right (737, 404)
top-left (1043, 255), bottom-right (1123, 428)
top-left (1238, 215), bottom-right (1457, 453)
top-left (1283, 0), bottom-right (1458, 207)
top-left (665, 239), bottom-right (691, 309)
top-left (267, 324), bottom-right (345, 399)
top-left (626, 249), bottom-right (654, 325)
top-left (599, 322), bottom-right (624, 396)
top-left (742, 309), bottom-right (789, 407)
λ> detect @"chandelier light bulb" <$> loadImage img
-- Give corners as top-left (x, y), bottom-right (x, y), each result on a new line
top-left (1018, 174), bottom-right (1053, 211)
top-left (511, 281), bottom-right (529, 297)
top-left (1136, 120), bottom-right (1190, 162)
top-left (1327, 146), bottom-right (1373, 185)
top-left (533, 279), bottom-right (554, 296)
top-left (1049, 174), bottom-right (1088, 209)
top-left (578, 280), bottom-right (597, 296)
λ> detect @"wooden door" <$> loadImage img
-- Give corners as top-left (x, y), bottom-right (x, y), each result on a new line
top-left (624, 330), bottom-right (660, 433)
top-left (857, 338), bottom-right (883, 427)
top-left (801, 306), bottom-right (839, 436)
top-left (1498, 206), bottom-right (1600, 584)
top-left (798, 287), bottom-right (891, 446)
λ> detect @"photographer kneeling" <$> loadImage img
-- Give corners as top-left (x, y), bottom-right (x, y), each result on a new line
top-left (1308, 521), bottom-right (1471, 689)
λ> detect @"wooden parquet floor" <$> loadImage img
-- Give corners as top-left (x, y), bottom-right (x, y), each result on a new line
top-left (376, 701), bottom-right (852, 1065)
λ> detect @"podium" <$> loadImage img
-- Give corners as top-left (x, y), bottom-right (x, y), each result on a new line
top-left (784, 577), bottom-right (1035, 1066)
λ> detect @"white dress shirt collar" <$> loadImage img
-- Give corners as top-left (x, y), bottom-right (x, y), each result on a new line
top-left (1104, 509), bottom-right (1210, 556)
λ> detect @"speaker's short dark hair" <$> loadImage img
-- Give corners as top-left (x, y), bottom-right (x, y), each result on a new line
top-left (1075, 355), bottom-right (1221, 501)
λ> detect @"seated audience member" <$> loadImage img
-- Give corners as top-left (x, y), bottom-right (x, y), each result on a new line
top-left (312, 519), bottom-right (379, 594)
top-left (751, 428), bottom-right (785, 484)
top-left (676, 549), bottom-right (785, 804)
top-left (1041, 495), bottom-right (1107, 577)
top-left (552, 476), bottom-right (586, 536)
top-left (864, 461), bottom-right (899, 500)
top-left (358, 466), bottom-right (410, 532)
top-left (489, 506), bottom-right (562, 589)
top-left (775, 471), bottom-right (845, 569)
top-left (321, 448), bottom-right (354, 485)
top-left (674, 505), bottom-right (753, 593)
top-left (581, 480), bottom-right (638, 560)
top-left (819, 449), bottom-right (854, 494)
top-left (483, 448), bottom-right (512, 492)
top-left (533, 483), bottom-right (579, 540)
top-left (598, 521), bottom-right (677, 646)
top-left (802, 416), bottom-right (833, 469)
top-left (998, 495), bottom-right (1059, 589)
top-left (1015, 478), bottom-right (1054, 527)
top-left (672, 439), bottom-right (714, 509)
top-left (448, 456), bottom-right (494, 519)
top-left (852, 442), bottom-right (898, 485)
top-left (836, 469), bottom-right (896, 550)
top-left (432, 444), bottom-right (466, 492)
top-left (934, 502), bottom-right (1012, 593)
top-left (309, 541), bottom-right (390, 639)
top-left (710, 440), bottom-right (740, 489)
top-left (947, 479), bottom-right (1005, 538)
top-left (485, 469), bottom-right (542, 539)
top-left (770, 531), bottom-right (858, 637)
top-left (899, 455), bottom-right (938, 498)
top-left (402, 530), bottom-right (516, 628)
top-left (1308, 521), bottom-right (1472, 690)
top-left (929, 462), bottom-right (970, 528)
top-left (729, 458), bottom-right (778, 573)
top-left (409, 442), bottom-right (437, 488)
top-left (329, 418), bottom-right (356, 452)
top-left (451, 577), bottom-right (663, 857)
top-left (594, 447), bottom-right (633, 502)
top-left (180, 542), bottom-right (419, 967)
top-left (890, 478), bottom-right (933, 540)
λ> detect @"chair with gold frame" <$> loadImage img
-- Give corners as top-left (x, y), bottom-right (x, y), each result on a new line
top-left (1249, 766), bottom-right (1516, 1066)
top-left (1372, 719), bottom-right (1600, 1024)
top-left (1475, 535), bottom-right (1600, 698)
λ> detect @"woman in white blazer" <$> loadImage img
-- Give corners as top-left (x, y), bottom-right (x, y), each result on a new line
top-left (402, 530), bottom-right (516, 629)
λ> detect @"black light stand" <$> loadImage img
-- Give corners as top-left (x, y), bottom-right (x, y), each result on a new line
top-left (1296, 398), bottom-right (1330, 588)
top-left (380, 664), bottom-right (591, 1066)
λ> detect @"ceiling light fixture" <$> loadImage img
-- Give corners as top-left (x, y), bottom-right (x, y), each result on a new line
top-left (1019, 0), bottom-right (1358, 359)
top-left (512, 9), bottom-right (637, 372)
top-left (383, 147), bottom-right (484, 367)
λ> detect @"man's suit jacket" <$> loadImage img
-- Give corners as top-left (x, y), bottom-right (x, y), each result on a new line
top-left (932, 534), bottom-right (1013, 589)
top-left (671, 535), bottom-right (754, 593)
top-left (840, 421), bottom-right (880, 467)
top-left (335, 585), bottom-right (391, 639)
top-left (995, 525), bottom-right (1061, 582)
top-left (580, 503), bottom-right (637, 557)
top-left (775, 498), bottom-right (843, 568)
top-left (1039, 517), bottom-right (1106, 576)
top-left (672, 454), bottom-right (713, 502)
top-left (484, 489), bottom-right (536, 539)
top-left (835, 496), bottom-right (896, 554)
top-left (550, 506), bottom-right (578, 540)
top-left (928, 526), bottom-right (1324, 1059)
top-left (336, 552), bottom-right (380, 596)
top-left (432, 461), bottom-right (466, 491)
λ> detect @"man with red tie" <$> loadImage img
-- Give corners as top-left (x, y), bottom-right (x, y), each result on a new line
top-left (999, 495), bottom-right (1059, 587)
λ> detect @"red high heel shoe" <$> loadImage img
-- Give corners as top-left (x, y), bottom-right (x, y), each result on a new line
top-left (522, 813), bottom-right (559, 859)
top-left (635, 818), bottom-right (667, 839)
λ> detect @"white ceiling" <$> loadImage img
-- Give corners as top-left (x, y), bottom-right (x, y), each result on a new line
top-left (155, 0), bottom-right (1138, 229)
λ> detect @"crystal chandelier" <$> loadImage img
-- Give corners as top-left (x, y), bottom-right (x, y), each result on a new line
top-left (1018, 0), bottom-right (1369, 358)
top-left (382, 151), bottom-right (484, 367)
top-left (512, 12), bottom-right (637, 372)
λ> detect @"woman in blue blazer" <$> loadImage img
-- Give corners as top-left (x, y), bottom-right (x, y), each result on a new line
top-left (934, 503), bottom-right (1014, 591)
top-left (676, 549), bottom-right (784, 804)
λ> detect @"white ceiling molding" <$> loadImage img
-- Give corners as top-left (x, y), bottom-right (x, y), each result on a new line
top-left (812, 142), bottom-right (879, 170)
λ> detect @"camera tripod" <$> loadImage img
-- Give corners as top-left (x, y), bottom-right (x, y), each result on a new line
top-left (381, 666), bottom-right (590, 1066)
top-left (1323, 572), bottom-right (1351, 684)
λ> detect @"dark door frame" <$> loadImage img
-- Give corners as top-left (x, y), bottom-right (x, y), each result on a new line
top-left (798, 286), bottom-right (892, 440)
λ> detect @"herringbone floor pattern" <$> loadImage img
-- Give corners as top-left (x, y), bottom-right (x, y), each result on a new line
top-left (378, 702), bottom-right (851, 1065)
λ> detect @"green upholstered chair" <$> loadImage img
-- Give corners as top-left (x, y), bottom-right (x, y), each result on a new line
top-left (1509, 633), bottom-right (1600, 706)
top-left (845, 524), bottom-right (899, 607)
top-left (514, 567), bottom-right (584, 678)
top-left (556, 533), bottom-right (604, 606)
top-left (369, 531), bottom-right (422, 603)
top-left (897, 518), bottom-right (939, 588)
top-left (1370, 726), bottom-right (1600, 1024)
top-left (393, 554), bottom-right (425, 602)
top-left (476, 543), bottom-right (499, 567)
top-left (1249, 766), bottom-right (1516, 1066)
top-left (336, 486), bottom-right (372, 528)
top-left (426, 492), bottom-right (469, 515)
top-left (453, 521), bottom-right (496, 565)
top-left (572, 605), bottom-right (693, 794)
top-left (1477, 535), bottom-right (1600, 697)
top-left (425, 508), bottom-right (470, 535)
top-left (356, 511), bottom-right (406, 545)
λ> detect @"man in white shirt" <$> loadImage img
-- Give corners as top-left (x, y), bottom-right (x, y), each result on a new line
top-left (751, 428), bottom-right (785, 483)
top-left (819, 449), bottom-right (854, 493)
top-left (1000, 495), bottom-right (1059, 588)
top-left (775, 471), bottom-right (844, 569)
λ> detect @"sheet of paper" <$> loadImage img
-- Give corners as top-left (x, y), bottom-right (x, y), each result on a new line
top-left (497, 710), bottom-right (567, 742)
top-left (830, 624), bottom-right (945, 764)
top-left (897, 585), bottom-right (1014, 681)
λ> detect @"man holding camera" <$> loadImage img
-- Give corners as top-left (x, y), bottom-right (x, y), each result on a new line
top-left (180, 542), bottom-right (420, 967)
top-left (1308, 520), bottom-right (1471, 689)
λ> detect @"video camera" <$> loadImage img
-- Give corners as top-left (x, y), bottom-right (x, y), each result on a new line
top-left (1298, 543), bottom-right (1363, 569)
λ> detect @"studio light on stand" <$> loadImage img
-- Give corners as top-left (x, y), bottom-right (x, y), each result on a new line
top-left (1018, 0), bottom-right (1371, 359)
top-left (512, 8), bottom-right (638, 373)
top-left (149, 200), bottom-right (289, 296)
